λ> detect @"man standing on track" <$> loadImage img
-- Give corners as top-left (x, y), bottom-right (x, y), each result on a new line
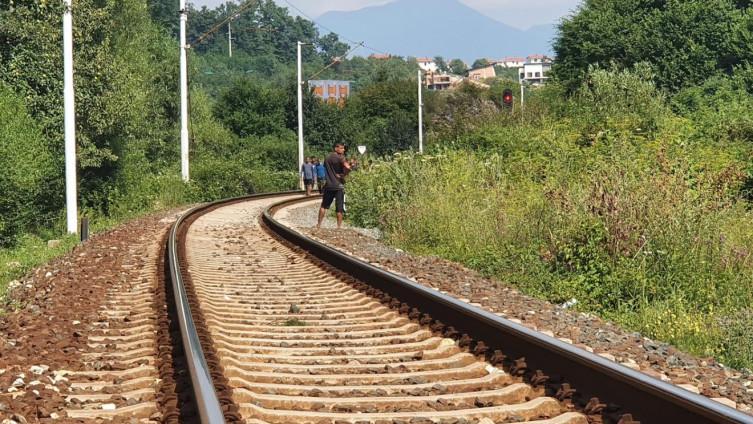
top-left (315, 158), bottom-right (326, 194)
top-left (317, 143), bottom-right (351, 229)
top-left (301, 157), bottom-right (316, 196)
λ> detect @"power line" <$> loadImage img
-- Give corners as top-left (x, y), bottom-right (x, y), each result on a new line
top-left (307, 42), bottom-right (364, 81)
top-left (191, 0), bottom-right (260, 47)
top-left (280, 0), bottom-right (391, 56)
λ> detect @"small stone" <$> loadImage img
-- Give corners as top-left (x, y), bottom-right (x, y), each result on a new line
top-left (29, 365), bottom-right (48, 375)
top-left (598, 353), bottom-right (616, 362)
top-left (36, 407), bottom-right (50, 418)
top-left (678, 384), bottom-right (700, 394)
top-left (711, 397), bottom-right (737, 409)
top-left (47, 240), bottom-right (61, 248)
top-left (101, 403), bottom-right (117, 411)
top-left (11, 377), bottom-right (24, 388)
top-left (621, 362), bottom-right (640, 370)
top-left (642, 368), bottom-right (670, 382)
top-left (44, 271), bottom-right (53, 278)
top-left (288, 304), bottom-right (300, 314)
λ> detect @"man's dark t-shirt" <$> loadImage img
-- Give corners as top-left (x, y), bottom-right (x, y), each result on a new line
top-left (324, 152), bottom-right (345, 190)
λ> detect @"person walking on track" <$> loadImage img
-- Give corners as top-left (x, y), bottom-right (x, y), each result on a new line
top-left (315, 158), bottom-right (326, 194)
top-left (301, 157), bottom-right (316, 196)
top-left (317, 143), bottom-right (351, 229)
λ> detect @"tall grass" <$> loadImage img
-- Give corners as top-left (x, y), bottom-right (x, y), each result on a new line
top-left (348, 67), bottom-right (753, 369)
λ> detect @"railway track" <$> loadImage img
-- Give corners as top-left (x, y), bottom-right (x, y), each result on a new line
top-left (166, 193), bottom-right (752, 424)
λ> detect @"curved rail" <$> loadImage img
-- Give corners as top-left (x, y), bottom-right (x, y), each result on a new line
top-left (261, 195), bottom-right (753, 424)
top-left (166, 191), bottom-right (301, 424)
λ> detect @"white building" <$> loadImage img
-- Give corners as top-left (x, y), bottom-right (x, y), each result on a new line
top-left (519, 61), bottom-right (551, 86)
top-left (526, 54), bottom-right (551, 64)
top-left (501, 57), bottom-right (525, 68)
top-left (417, 57), bottom-right (438, 73)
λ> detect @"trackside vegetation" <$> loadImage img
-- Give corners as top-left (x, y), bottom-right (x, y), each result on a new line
top-left (349, 67), bottom-right (753, 369)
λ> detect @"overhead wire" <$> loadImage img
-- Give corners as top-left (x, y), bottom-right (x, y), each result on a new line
top-left (280, 0), bottom-right (392, 56)
top-left (190, 0), bottom-right (260, 47)
top-left (306, 41), bottom-right (364, 81)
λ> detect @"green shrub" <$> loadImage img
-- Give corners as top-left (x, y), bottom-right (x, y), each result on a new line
top-left (348, 71), bottom-right (753, 368)
top-left (0, 83), bottom-right (59, 246)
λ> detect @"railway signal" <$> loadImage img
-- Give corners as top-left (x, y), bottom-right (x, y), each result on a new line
top-left (502, 88), bottom-right (514, 110)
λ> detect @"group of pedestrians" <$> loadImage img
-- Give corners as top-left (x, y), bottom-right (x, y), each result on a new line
top-left (300, 143), bottom-right (355, 229)
top-left (300, 157), bottom-right (326, 196)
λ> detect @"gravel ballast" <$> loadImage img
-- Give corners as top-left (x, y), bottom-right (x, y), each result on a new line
top-left (0, 209), bottom-right (186, 423)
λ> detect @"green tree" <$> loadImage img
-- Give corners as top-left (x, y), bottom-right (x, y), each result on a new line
top-left (449, 59), bottom-right (467, 75)
top-left (471, 58), bottom-right (490, 69)
top-left (0, 83), bottom-right (57, 245)
top-left (216, 78), bottom-right (291, 138)
top-left (553, 0), bottom-right (753, 92)
top-left (434, 56), bottom-right (448, 72)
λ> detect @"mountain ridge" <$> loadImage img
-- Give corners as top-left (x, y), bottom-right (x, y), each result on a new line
top-left (317, 0), bottom-right (556, 63)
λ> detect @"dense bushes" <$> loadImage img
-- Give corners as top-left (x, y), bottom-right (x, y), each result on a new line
top-left (553, 0), bottom-right (753, 92)
top-left (348, 67), bottom-right (753, 369)
top-left (0, 84), bottom-right (59, 246)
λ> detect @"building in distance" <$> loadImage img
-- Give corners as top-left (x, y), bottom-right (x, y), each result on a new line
top-left (500, 57), bottom-right (525, 68)
top-left (519, 55), bottom-right (553, 86)
top-left (369, 53), bottom-right (391, 60)
top-left (468, 64), bottom-right (496, 81)
top-left (423, 72), bottom-right (463, 90)
top-left (309, 80), bottom-right (351, 105)
top-left (417, 57), bottom-right (439, 73)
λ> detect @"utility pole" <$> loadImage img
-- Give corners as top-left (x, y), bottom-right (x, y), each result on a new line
top-left (63, 0), bottom-right (77, 234)
top-left (227, 21), bottom-right (232, 58)
top-left (417, 69), bottom-right (424, 154)
top-left (179, 0), bottom-right (190, 182)
top-left (520, 83), bottom-right (525, 110)
top-left (297, 42), bottom-right (304, 190)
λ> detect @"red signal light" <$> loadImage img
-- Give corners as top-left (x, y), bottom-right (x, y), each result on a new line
top-left (502, 88), bottom-right (513, 109)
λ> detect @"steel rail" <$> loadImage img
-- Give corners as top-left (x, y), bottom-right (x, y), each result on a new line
top-left (166, 191), bottom-right (302, 424)
top-left (261, 195), bottom-right (753, 424)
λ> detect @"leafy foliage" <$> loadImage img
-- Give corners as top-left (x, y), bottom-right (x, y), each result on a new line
top-left (553, 0), bottom-right (753, 92)
top-left (449, 59), bottom-right (468, 75)
top-left (0, 84), bottom-right (58, 245)
top-left (348, 67), bottom-right (753, 369)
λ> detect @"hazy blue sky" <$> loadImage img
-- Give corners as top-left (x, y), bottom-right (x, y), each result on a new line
top-left (189, 0), bottom-right (582, 30)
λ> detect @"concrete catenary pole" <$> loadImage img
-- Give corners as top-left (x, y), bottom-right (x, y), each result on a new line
top-left (179, 0), bottom-right (190, 181)
top-left (228, 21), bottom-right (232, 58)
top-left (417, 69), bottom-right (424, 154)
top-left (297, 42), bottom-right (305, 190)
top-left (63, 0), bottom-right (78, 234)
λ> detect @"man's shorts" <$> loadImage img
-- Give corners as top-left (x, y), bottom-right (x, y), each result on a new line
top-left (321, 189), bottom-right (345, 213)
top-left (304, 179), bottom-right (313, 187)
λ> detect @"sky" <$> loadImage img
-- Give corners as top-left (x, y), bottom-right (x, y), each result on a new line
top-left (190, 0), bottom-right (582, 30)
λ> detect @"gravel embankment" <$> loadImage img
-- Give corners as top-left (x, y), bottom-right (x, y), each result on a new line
top-left (278, 200), bottom-right (753, 416)
top-left (0, 209), bottom-right (186, 423)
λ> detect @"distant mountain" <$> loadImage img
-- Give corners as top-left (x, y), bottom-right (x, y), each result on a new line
top-left (317, 0), bottom-right (556, 64)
